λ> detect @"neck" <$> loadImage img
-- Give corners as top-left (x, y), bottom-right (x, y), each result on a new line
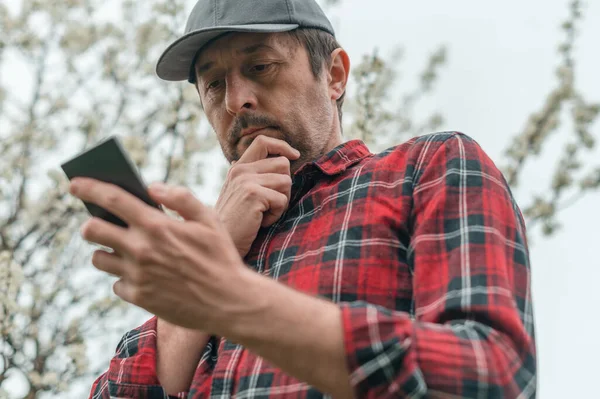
top-left (324, 112), bottom-right (344, 153)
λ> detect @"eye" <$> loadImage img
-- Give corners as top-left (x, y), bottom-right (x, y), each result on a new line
top-left (249, 63), bottom-right (272, 73)
top-left (206, 79), bottom-right (223, 91)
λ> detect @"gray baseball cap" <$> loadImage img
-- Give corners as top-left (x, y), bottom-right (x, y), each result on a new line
top-left (156, 0), bottom-right (335, 83)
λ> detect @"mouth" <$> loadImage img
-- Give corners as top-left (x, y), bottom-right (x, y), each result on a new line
top-left (239, 126), bottom-right (277, 140)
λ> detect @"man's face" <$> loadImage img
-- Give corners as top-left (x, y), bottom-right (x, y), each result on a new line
top-left (194, 32), bottom-right (340, 173)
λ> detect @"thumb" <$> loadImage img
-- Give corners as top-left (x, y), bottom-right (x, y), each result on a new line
top-left (148, 182), bottom-right (208, 223)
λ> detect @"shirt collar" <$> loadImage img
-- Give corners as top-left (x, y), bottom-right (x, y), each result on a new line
top-left (296, 139), bottom-right (372, 177)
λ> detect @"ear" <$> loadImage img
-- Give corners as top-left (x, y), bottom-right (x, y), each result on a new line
top-left (327, 48), bottom-right (350, 101)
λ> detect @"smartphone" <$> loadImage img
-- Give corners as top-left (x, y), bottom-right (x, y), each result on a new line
top-left (61, 136), bottom-right (161, 227)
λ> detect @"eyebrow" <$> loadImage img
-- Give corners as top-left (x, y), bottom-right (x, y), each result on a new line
top-left (195, 43), bottom-right (278, 77)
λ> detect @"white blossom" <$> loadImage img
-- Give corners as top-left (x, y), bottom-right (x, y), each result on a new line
top-left (60, 22), bottom-right (96, 54)
top-left (0, 251), bottom-right (23, 332)
top-left (40, 372), bottom-right (59, 386)
top-left (136, 21), bottom-right (170, 55)
top-left (160, 109), bottom-right (179, 126)
top-left (28, 371), bottom-right (42, 387)
top-left (67, 343), bottom-right (88, 373)
top-left (122, 135), bottom-right (149, 167)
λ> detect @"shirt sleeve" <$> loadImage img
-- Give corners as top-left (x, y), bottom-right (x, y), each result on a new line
top-left (88, 316), bottom-right (187, 399)
top-left (340, 133), bottom-right (536, 398)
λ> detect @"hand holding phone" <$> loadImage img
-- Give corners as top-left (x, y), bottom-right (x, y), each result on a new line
top-left (61, 136), bottom-right (161, 227)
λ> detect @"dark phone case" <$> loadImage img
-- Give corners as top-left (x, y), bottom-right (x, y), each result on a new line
top-left (61, 136), bottom-right (160, 227)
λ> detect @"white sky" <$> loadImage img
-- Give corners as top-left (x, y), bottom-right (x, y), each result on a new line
top-left (3, 0), bottom-right (599, 398)
top-left (330, 1), bottom-right (599, 398)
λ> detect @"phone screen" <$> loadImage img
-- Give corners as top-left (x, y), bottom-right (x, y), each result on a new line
top-left (61, 136), bottom-right (161, 227)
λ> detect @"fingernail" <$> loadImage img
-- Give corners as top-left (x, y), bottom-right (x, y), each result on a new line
top-left (294, 149), bottom-right (300, 156)
top-left (70, 178), bottom-right (82, 194)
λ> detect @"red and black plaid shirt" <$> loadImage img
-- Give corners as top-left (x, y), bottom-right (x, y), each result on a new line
top-left (89, 132), bottom-right (536, 398)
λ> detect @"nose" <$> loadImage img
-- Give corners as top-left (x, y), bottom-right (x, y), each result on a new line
top-left (225, 73), bottom-right (257, 117)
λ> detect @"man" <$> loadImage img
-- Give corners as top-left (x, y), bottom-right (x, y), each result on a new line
top-left (79, 0), bottom-right (536, 397)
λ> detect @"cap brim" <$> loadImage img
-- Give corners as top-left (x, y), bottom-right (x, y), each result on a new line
top-left (156, 24), bottom-right (299, 82)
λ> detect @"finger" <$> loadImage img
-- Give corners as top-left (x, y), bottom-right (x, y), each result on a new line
top-left (230, 156), bottom-right (291, 177)
top-left (257, 187), bottom-right (289, 227)
top-left (91, 250), bottom-right (125, 277)
top-left (70, 178), bottom-right (163, 227)
top-left (237, 135), bottom-right (300, 164)
top-left (148, 183), bottom-right (211, 223)
top-left (255, 173), bottom-right (292, 200)
top-left (113, 279), bottom-right (136, 305)
top-left (81, 217), bottom-right (130, 253)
